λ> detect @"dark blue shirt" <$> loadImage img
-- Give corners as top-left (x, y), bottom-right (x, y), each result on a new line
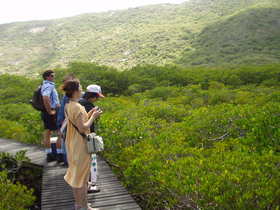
top-left (57, 95), bottom-right (69, 128)
top-left (79, 98), bottom-right (95, 132)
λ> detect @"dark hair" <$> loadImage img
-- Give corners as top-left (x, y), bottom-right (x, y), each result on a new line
top-left (83, 92), bottom-right (99, 100)
top-left (62, 80), bottom-right (80, 98)
top-left (42, 70), bottom-right (54, 80)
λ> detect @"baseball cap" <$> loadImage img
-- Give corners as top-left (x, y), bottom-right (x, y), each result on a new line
top-left (86, 84), bottom-right (105, 98)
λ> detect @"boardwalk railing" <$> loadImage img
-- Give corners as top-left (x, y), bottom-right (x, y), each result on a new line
top-left (0, 138), bottom-right (141, 210)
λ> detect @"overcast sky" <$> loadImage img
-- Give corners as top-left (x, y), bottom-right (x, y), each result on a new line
top-left (0, 0), bottom-right (186, 24)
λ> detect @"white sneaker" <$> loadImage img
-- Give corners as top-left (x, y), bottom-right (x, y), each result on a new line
top-left (88, 185), bottom-right (100, 193)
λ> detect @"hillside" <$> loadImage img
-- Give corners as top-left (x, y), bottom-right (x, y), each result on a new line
top-left (178, 7), bottom-right (280, 66)
top-left (0, 0), bottom-right (279, 74)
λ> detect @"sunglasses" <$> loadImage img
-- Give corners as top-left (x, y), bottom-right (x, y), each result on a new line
top-left (50, 74), bottom-right (55, 78)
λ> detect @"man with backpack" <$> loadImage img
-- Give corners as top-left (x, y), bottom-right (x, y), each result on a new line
top-left (79, 84), bottom-right (105, 193)
top-left (40, 70), bottom-right (62, 162)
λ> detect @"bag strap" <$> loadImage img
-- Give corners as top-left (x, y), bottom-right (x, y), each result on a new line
top-left (65, 110), bottom-right (87, 138)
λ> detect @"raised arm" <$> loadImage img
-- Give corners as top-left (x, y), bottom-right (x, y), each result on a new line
top-left (76, 109), bottom-right (102, 133)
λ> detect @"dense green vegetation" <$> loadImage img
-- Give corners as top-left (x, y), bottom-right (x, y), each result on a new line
top-left (0, 0), bottom-right (279, 74)
top-left (0, 75), bottom-right (42, 144)
top-left (0, 62), bottom-right (279, 209)
top-left (0, 151), bottom-right (36, 210)
top-left (179, 7), bottom-right (280, 66)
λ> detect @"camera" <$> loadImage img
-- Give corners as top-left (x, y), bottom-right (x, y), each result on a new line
top-left (95, 106), bottom-right (102, 112)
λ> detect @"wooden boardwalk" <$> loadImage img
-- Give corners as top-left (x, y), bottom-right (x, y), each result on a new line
top-left (0, 138), bottom-right (141, 210)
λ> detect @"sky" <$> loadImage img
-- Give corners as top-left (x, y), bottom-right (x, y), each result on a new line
top-left (0, 0), bottom-right (187, 24)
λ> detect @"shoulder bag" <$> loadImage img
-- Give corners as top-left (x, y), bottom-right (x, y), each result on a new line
top-left (65, 111), bottom-right (104, 154)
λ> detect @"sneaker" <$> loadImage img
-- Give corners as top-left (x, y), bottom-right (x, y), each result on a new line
top-left (46, 153), bottom-right (56, 162)
top-left (56, 154), bottom-right (64, 163)
top-left (88, 185), bottom-right (100, 193)
top-left (62, 162), bottom-right (68, 167)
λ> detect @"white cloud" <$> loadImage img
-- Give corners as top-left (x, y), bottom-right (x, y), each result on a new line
top-left (0, 0), bottom-right (187, 24)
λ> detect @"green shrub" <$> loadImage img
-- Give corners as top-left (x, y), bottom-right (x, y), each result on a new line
top-left (162, 146), bottom-right (280, 209)
top-left (0, 74), bottom-right (39, 105)
top-left (0, 170), bottom-right (35, 210)
top-left (0, 104), bottom-right (43, 144)
top-left (1, 63), bottom-right (280, 209)
top-left (0, 151), bottom-right (30, 163)
top-left (146, 86), bottom-right (180, 100)
top-left (98, 95), bottom-right (280, 209)
top-left (0, 119), bottom-right (30, 142)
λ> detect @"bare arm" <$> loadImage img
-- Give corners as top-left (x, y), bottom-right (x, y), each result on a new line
top-left (76, 110), bottom-right (102, 133)
top-left (43, 96), bottom-right (54, 114)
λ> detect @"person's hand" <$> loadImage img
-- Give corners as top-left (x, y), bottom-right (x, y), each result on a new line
top-left (88, 107), bottom-right (99, 115)
top-left (49, 110), bottom-right (56, 115)
top-left (91, 109), bottom-right (103, 120)
top-left (89, 107), bottom-right (102, 117)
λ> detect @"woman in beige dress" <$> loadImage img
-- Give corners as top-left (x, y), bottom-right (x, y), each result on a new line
top-left (62, 80), bottom-right (102, 210)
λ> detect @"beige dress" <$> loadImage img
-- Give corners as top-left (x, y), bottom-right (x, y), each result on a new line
top-left (64, 100), bottom-right (91, 188)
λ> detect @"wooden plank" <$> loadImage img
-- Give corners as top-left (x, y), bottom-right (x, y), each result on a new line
top-left (0, 139), bottom-right (141, 210)
top-left (0, 144), bottom-right (23, 151)
top-left (97, 203), bottom-right (142, 210)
